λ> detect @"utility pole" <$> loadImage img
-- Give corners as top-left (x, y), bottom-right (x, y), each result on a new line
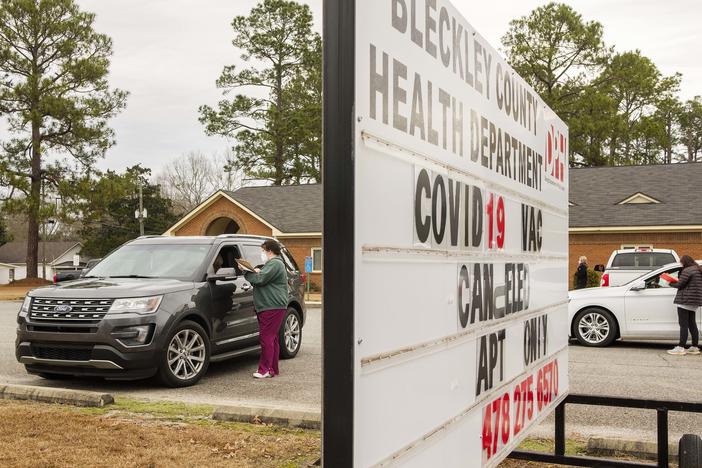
top-left (41, 178), bottom-right (46, 281)
top-left (138, 182), bottom-right (144, 236)
top-left (134, 181), bottom-right (147, 237)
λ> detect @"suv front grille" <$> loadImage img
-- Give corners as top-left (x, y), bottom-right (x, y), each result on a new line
top-left (29, 298), bottom-right (114, 324)
top-left (31, 345), bottom-right (92, 361)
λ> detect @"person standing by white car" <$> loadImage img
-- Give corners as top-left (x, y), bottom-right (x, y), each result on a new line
top-left (667, 255), bottom-right (702, 355)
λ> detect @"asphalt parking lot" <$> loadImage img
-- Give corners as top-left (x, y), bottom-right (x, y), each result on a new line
top-left (0, 301), bottom-right (320, 411)
top-left (560, 338), bottom-right (702, 443)
top-left (1, 300), bottom-right (702, 443)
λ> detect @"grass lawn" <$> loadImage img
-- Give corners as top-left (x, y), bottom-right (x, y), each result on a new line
top-left (0, 286), bottom-right (32, 301)
top-left (0, 399), bottom-right (320, 468)
top-left (0, 398), bottom-right (647, 467)
top-left (499, 438), bottom-right (588, 467)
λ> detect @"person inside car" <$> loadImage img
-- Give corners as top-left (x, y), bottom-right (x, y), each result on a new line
top-left (667, 255), bottom-right (702, 356)
top-left (244, 239), bottom-right (289, 379)
top-left (213, 254), bottom-right (224, 272)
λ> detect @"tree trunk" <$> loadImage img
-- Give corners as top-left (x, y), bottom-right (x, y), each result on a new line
top-left (26, 122), bottom-right (41, 279)
top-left (274, 64), bottom-right (284, 185)
top-left (608, 136), bottom-right (618, 166)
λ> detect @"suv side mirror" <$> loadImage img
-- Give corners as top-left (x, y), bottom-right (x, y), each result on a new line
top-left (208, 267), bottom-right (238, 282)
top-left (630, 280), bottom-right (646, 291)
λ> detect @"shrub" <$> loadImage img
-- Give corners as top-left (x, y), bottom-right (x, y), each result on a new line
top-left (572, 269), bottom-right (601, 289)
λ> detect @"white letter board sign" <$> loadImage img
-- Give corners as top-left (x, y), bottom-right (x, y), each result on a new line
top-left (323, 1), bottom-right (569, 466)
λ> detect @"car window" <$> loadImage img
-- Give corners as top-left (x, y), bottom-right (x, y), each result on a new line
top-left (612, 253), bottom-right (636, 267)
top-left (87, 244), bottom-right (211, 280)
top-left (281, 248), bottom-right (299, 272)
top-left (645, 268), bottom-right (681, 289)
top-left (210, 244), bottom-right (241, 273)
top-left (241, 244), bottom-right (265, 268)
top-left (612, 252), bottom-right (676, 269)
top-left (652, 253), bottom-right (676, 267)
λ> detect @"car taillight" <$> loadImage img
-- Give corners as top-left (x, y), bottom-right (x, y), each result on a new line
top-left (601, 273), bottom-right (609, 287)
top-left (53, 274), bottom-right (57, 284)
top-left (301, 273), bottom-right (307, 283)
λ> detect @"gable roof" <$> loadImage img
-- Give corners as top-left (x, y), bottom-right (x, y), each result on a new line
top-left (225, 184), bottom-right (322, 233)
top-left (569, 163), bottom-right (702, 228)
top-left (0, 241), bottom-right (81, 264)
top-left (616, 192), bottom-right (661, 205)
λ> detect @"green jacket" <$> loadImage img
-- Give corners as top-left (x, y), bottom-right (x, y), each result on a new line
top-left (244, 257), bottom-right (288, 313)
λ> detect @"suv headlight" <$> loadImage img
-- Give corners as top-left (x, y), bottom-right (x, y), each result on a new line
top-left (19, 296), bottom-right (31, 316)
top-left (108, 296), bottom-right (163, 315)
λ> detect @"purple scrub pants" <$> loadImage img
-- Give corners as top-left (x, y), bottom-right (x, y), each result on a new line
top-left (257, 309), bottom-right (286, 376)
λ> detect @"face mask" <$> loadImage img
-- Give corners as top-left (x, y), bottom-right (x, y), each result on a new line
top-left (260, 252), bottom-right (268, 263)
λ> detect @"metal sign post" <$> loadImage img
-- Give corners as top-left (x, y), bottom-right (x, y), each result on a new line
top-left (305, 256), bottom-right (313, 300)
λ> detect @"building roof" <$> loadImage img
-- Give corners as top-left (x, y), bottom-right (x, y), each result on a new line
top-left (569, 163), bottom-right (702, 228)
top-left (225, 184), bottom-right (322, 233)
top-left (0, 241), bottom-right (81, 265)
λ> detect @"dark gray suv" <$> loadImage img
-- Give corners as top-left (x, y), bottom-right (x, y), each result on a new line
top-left (15, 235), bottom-right (306, 387)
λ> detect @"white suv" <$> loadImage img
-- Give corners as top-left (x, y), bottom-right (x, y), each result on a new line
top-left (600, 248), bottom-right (679, 287)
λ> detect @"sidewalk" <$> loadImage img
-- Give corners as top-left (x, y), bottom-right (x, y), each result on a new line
top-left (305, 292), bottom-right (321, 306)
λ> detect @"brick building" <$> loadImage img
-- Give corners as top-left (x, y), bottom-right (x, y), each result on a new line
top-left (569, 163), bottom-right (702, 279)
top-left (164, 164), bottom-right (702, 290)
top-left (164, 185), bottom-right (323, 289)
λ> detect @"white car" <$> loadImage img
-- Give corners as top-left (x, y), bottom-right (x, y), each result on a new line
top-left (568, 261), bottom-right (700, 347)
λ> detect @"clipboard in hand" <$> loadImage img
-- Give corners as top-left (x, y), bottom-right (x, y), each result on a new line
top-left (660, 272), bottom-right (678, 283)
top-left (236, 259), bottom-right (256, 273)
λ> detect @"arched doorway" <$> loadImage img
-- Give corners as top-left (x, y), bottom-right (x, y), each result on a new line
top-left (206, 217), bottom-right (240, 236)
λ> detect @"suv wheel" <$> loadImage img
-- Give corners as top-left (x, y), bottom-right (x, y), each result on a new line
top-left (573, 308), bottom-right (618, 347)
top-left (279, 307), bottom-right (302, 359)
top-left (158, 320), bottom-right (210, 388)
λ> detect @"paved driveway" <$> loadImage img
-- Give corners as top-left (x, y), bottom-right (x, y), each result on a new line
top-left (559, 340), bottom-right (702, 442)
top-left (2, 300), bottom-right (702, 442)
top-left (0, 301), bottom-right (320, 411)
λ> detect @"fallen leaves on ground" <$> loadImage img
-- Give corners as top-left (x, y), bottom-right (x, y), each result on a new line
top-left (0, 400), bottom-right (319, 468)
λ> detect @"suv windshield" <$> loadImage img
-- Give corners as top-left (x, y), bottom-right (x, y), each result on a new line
top-left (86, 244), bottom-right (211, 280)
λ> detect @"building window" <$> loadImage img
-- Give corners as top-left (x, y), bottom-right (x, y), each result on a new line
top-left (311, 248), bottom-right (322, 272)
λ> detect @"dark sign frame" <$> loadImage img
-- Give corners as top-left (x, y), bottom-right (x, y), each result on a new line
top-left (322, 0), bottom-right (355, 466)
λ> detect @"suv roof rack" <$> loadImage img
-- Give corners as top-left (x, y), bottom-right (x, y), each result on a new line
top-left (216, 234), bottom-right (273, 240)
top-left (136, 235), bottom-right (163, 239)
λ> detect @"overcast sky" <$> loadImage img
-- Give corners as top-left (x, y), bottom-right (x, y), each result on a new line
top-left (78, 0), bottom-right (701, 175)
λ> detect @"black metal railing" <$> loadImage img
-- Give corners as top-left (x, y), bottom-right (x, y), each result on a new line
top-left (508, 393), bottom-right (702, 468)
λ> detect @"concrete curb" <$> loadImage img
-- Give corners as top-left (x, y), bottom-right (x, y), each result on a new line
top-left (213, 404), bottom-right (321, 430)
top-left (587, 436), bottom-right (677, 462)
top-left (0, 384), bottom-right (114, 408)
